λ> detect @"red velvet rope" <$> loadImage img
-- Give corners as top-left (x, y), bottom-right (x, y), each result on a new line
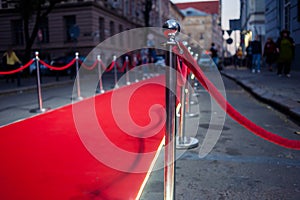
top-left (105, 61), bottom-right (115, 72)
top-left (79, 60), bottom-right (98, 70)
top-left (0, 59), bottom-right (34, 75)
top-left (118, 60), bottom-right (127, 72)
top-left (99, 60), bottom-right (107, 71)
top-left (177, 57), bottom-right (189, 87)
top-left (40, 58), bottom-right (76, 71)
top-left (177, 42), bottom-right (300, 150)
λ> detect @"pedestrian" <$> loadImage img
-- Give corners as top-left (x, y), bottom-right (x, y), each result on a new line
top-left (263, 37), bottom-right (278, 72)
top-left (235, 47), bottom-right (243, 67)
top-left (251, 35), bottom-right (262, 73)
top-left (2, 47), bottom-right (22, 85)
top-left (276, 29), bottom-right (295, 77)
top-left (209, 43), bottom-right (219, 67)
top-left (246, 42), bottom-right (253, 69)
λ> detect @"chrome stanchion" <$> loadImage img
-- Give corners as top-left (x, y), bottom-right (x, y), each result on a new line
top-left (125, 56), bottom-right (130, 85)
top-left (186, 75), bottom-right (199, 118)
top-left (113, 55), bottom-right (119, 88)
top-left (30, 52), bottom-right (50, 113)
top-left (72, 52), bottom-right (83, 100)
top-left (162, 19), bottom-right (182, 200)
top-left (96, 55), bottom-right (105, 93)
top-left (176, 74), bottom-right (199, 149)
top-left (191, 74), bottom-right (199, 97)
top-left (133, 55), bottom-right (139, 82)
top-left (189, 53), bottom-right (199, 105)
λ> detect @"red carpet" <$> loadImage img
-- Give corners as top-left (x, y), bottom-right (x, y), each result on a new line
top-left (0, 76), bottom-right (166, 200)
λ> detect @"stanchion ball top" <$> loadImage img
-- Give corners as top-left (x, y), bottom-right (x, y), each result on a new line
top-left (162, 19), bottom-right (180, 38)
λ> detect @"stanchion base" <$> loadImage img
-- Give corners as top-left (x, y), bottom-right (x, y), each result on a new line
top-left (71, 96), bottom-right (84, 101)
top-left (186, 112), bottom-right (199, 118)
top-left (30, 107), bottom-right (50, 113)
top-left (126, 82), bottom-right (131, 85)
top-left (176, 136), bottom-right (199, 149)
top-left (135, 79), bottom-right (139, 83)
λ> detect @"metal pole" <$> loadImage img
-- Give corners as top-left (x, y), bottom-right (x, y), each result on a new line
top-left (134, 55), bottom-right (139, 82)
top-left (125, 56), bottom-right (130, 85)
top-left (73, 52), bottom-right (83, 100)
top-left (30, 52), bottom-right (49, 113)
top-left (176, 75), bottom-right (199, 149)
top-left (163, 19), bottom-right (181, 200)
top-left (113, 55), bottom-right (119, 88)
top-left (186, 75), bottom-right (199, 118)
top-left (178, 82), bottom-right (186, 144)
top-left (97, 55), bottom-right (105, 93)
top-left (165, 44), bottom-right (176, 200)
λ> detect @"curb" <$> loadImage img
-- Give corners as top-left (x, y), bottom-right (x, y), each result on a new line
top-left (221, 71), bottom-right (300, 124)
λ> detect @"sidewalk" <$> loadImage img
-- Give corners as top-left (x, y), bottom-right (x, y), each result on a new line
top-left (0, 75), bottom-right (74, 95)
top-left (221, 65), bottom-right (300, 122)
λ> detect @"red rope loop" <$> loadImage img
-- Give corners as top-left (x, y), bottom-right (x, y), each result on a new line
top-left (104, 61), bottom-right (115, 72)
top-left (99, 60), bottom-right (107, 71)
top-left (0, 59), bottom-right (34, 75)
top-left (177, 42), bottom-right (300, 150)
top-left (177, 57), bottom-right (189, 87)
top-left (79, 60), bottom-right (98, 70)
top-left (118, 60), bottom-right (128, 72)
top-left (40, 58), bottom-right (76, 71)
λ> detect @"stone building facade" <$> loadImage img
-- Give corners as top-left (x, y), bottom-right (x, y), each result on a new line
top-left (0, 0), bottom-right (170, 60)
top-left (264, 0), bottom-right (300, 69)
top-left (175, 1), bottom-right (222, 55)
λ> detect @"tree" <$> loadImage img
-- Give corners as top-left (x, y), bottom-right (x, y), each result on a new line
top-left (8, 0), bottom-right (62, 63)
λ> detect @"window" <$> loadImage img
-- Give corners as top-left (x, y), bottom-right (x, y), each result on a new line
top-left (38, 17), bottom-right (49, 43)
top-left (11, 19), bottom-right (24, 45)
top-left (124, 0), bottom-right (129, 16)
top-left (64, 15), bottom-right (76, 42)
top-left (119, 24), bottom-right (123, 46)
top-left (109, 21), bottom-right (115, 44)
top-left (109, 21), bottom-right (115, 36)
top-left (99, 17), bottom-right (105, 42)
top-left (199, 33), bottom-right (204, 40)
top-left (284, 0), bottom-right (291, 30)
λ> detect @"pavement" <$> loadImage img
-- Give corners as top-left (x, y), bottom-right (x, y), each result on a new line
top-left (220, 65), bottom-right (300, 123)
top-left (1, 65), bottom-right (300, 199)
top-left (0, 74), bottom-right (75, 95)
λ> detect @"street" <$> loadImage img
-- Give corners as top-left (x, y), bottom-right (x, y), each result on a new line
top-left (0, 73), bottom-right (300, 199)
top-left (141, 75), bottom-right (300, 200)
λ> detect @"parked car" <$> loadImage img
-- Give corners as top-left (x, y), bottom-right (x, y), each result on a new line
top-left (29, 59), bottom-right (53, 76)
top-left (198, 53), bottom-right (213, 68)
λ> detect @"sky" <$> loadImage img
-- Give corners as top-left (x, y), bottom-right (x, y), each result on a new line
top-left (170, 0), bottom-right (240, 30)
